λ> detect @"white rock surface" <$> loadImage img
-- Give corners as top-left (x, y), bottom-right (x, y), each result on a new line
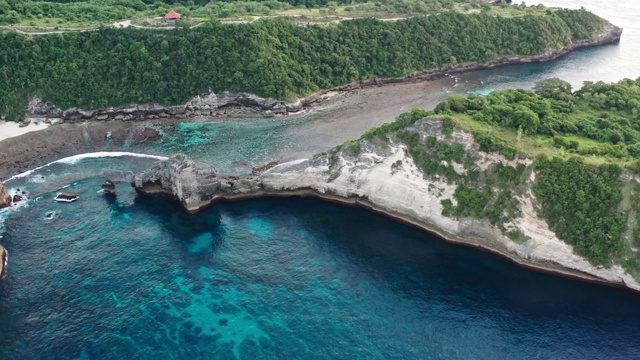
top-left (261, 133), bottom-right (640, 291)
top-left (125, 118), bottom-right (640, 291)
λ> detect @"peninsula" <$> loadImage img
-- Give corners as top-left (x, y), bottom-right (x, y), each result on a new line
top-left (107, 78), bottom-right (640, 292)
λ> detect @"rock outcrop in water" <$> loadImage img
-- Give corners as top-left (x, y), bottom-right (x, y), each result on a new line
top-left (108, 116), bottom-right (640, 293)
top-left (0, 245), bottom-right (7, 280)
top-left (0, 181), bottom-right (11, 209)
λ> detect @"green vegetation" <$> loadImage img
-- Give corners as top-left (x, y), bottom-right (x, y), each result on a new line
top-left (0, 8), bottom-right (606, 121)
top-left (356, 109), bottom-right (527, 229)
top-left (329, 77), bottom-right (640, 269)
top-left (431, 77), bottom-right (640, 268)
top-left (533, 156), bottom-right (626, 266)
top-left (0, 0), bottom-right (572, 27)
top-left (436, 78), bottom-right (640, 163)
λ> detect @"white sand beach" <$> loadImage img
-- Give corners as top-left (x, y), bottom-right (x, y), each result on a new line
top-left (0, 120), bottom-right (50, 142)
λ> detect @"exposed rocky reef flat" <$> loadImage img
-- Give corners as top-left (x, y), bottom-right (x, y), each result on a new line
top-left (107, 116), bottom-right (640, 293)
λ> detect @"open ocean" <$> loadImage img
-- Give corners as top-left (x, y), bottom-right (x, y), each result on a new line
top-left (1, 0), bottom-right (640, 358)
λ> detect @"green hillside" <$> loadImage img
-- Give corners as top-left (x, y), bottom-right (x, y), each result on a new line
top-left (0, 0), bottom-right (536, 27)
top-left (355, 78), bottom-right (640, 270)
top-left (0, 8), bottom-right (606, 121)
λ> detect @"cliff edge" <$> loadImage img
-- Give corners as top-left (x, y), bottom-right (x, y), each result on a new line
top-left (109, 116), bottom-right (640, 292)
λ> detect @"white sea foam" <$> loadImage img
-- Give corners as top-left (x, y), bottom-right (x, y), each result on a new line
top-left (28, 175), bottom-right (47, 184)
top-left (0, 193), bottom-right (31, 234)
top-left (6, 152), bottom-right (168, 183)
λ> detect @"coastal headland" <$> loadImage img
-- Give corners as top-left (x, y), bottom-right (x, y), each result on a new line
top-left (104, 114), bottom-right (640, 293)
top-left (23, 24), bottom-right (622, 125)
top-left (0, 18), bottom-right (627, 286)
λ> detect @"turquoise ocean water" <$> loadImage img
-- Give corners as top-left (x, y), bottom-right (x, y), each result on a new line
top-left (1, 0), bottom-right (640, 358)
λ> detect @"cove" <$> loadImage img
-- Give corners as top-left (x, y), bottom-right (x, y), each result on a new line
top-left (1, 178), bottom-right (640, 358)
top-left (1, 0), bottom-right (640, 357)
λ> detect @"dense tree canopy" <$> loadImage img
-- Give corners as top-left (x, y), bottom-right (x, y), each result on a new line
top-left (431, 77), bottom-right (640, 267)
top-left (0, 8), bottom-right (605, 120)
top-left (436, 78), bottom-right (640, 160)
top-left (0, 0), bottom-right (510, 25)
top-left (533, 156), bottom-right (626, 265)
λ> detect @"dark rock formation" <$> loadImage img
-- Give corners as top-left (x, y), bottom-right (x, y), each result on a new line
top-left (12, 194), bottom-right (23, 203)
top-left (105, 156), bottom-right (264, 212)
top-left (0, 245), bottom-right (6, 281)
top-left (101, 180), bottom-right (116, 195)
top-left (28, 91), bottom-right (306, 124)
top-left (103, 169), bottom-right (135, 184)
top-left (0, 181), bottom-right (10, 209)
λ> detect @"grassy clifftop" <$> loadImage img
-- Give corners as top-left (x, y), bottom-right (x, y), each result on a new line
top-left (344, 77), bottom-right (640, 272)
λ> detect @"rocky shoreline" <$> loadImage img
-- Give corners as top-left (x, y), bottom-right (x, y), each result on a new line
top-left (25, 23), bottom-right (622, 124)
top-left (105, 117), bottom-right (640, 293)
top-left (0, 22), bottom-right (625, 287)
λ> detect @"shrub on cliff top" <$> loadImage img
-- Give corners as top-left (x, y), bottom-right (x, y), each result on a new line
top-left (533, 156), bottom-right (626, 266)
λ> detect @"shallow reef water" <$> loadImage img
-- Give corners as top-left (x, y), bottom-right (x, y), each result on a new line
top-left (143, 117), bottom-right (318, 174)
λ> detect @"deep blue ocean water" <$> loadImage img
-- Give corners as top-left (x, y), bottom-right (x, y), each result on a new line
top-left (2, 182), bottom-right (640, 359)
top-left (2, 0), bottom-right (640, 358)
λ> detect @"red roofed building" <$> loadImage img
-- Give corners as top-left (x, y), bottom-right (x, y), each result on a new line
top-left (165, 10), bottom-right (181, 23)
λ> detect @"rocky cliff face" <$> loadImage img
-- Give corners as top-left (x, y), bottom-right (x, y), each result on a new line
top-left (127, 155), bottom-right (263, 211)
top-left (0, 181), bottom-right (11, 209)
top-left (109, 116), bottom-right (640, 292)
top-left (27, 90), bottom-right (306, 124)
top-left (1, 181), bottom-right (13, 280)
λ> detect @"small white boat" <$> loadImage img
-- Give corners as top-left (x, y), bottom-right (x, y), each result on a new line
top-left (54, 193), bottom-right (78, 202)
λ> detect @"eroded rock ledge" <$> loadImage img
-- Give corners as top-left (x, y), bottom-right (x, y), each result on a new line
top-left (28, 23), bottom-right (622, 124)
top-left (106, 116), bottom-right (640, 294)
